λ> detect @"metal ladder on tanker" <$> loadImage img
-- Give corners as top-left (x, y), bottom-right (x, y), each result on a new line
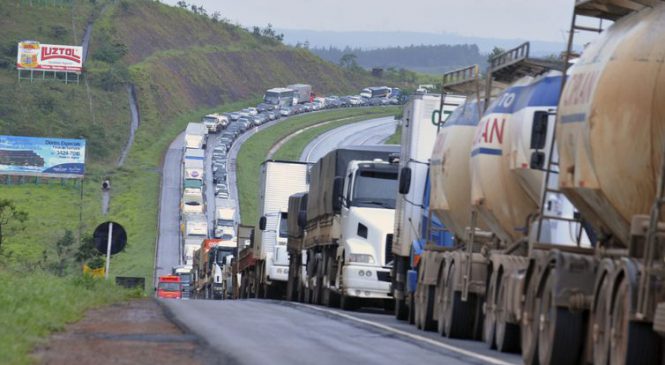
top-left (530, 0), bottom-right (661, 248)
top-left (531, 2), bottom-right (612, 249)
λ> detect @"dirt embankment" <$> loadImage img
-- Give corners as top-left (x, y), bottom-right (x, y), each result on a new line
top-left (33, 299), bottom-right (220, 365)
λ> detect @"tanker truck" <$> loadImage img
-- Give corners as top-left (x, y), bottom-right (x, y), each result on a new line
top-left (301, 145), bottom-right (400, 309)
top-left (238, 160), bottom-right (309, 299)
top-left (518, 3), bottom-right (665, 364)
top-left (421, 43), bottom-right (592, 356)
top-left (391, 92), bottom-right (464, 321)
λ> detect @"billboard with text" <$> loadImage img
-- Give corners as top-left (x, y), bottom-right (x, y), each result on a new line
top-left (0, 135), bottom-right (85, 178)
top-left (16, 41), bottom-right (83, 73)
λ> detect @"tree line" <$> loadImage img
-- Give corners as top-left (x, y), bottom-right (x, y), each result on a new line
top-left (308, 44), bottom-right (487, 74)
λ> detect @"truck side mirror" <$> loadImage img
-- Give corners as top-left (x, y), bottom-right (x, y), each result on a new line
top-left (530, 151), bottom-right (545, 170)
top-left (332, 176), bottom-right (344, 213)
top-left (398, 167), bottom-right (411, 195)
top-left (259, 216), bottom-right (267, 231)
top-left (297, 210), bottom-right (307, 229)
top-left (530, 111), bottom-right (549, 150)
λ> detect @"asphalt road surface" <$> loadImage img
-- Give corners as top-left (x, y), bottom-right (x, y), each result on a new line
top-left (162, 299), bottom-right (520, 365)
top-left (300, 116), bottom-right (397, 162)
top-left (154, 132), bottom-right (184, 282)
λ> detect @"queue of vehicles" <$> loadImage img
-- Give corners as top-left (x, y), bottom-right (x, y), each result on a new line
top-left (166, 82), bottom-right (401, 301)
top-left (225, 3), bottom-right (665, 364)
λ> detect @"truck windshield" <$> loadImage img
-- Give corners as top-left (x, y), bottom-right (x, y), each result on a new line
top-left (184, 179), bottom-right (203, 189)
top-left (279, 212), bottom-right (288, 238)
top-left (178, 274), bottom-right (192, 284)
top-left (158, 282), bottom-right (181, 292)
top-left (352, 170), bottom-right (398, 209)
top-left (216, 219), bottom-right (234, 227)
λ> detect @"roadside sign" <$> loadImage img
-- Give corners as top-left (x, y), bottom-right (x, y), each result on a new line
top-left (93, 221), bottom-right (127, 255)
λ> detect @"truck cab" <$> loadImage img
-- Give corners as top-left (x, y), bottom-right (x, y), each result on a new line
top-left (337, 159), bottom-right (398, 300)
top-left (157, 275), bottom-right (182, 299)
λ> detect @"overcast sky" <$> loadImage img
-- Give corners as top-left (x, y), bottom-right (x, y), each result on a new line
top-left (162, 0), bottom-right (581, 43)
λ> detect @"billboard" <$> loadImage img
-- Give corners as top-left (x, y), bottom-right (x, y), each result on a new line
top-left (0, 135), bottom-right (86, 178)
top-left (16, 41), bottom-right (83, 73)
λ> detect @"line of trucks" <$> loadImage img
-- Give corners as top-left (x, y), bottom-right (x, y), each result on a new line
top-left (179, 118), bottom-right (240, 300)
top-left (232, 2), bottom-right (665, 364)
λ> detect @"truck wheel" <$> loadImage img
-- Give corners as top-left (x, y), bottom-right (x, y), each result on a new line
top-left (444, 264), bottom-right (475, 339)
top-left (495, 274), bottom-right (520, 352)
top-left (521, 273), bottom-right (540, 365)
top-left (395, 298), bottom-right (408, 321)
top-left (483, 270), bottom-right (498, 348)
top-left (537, 271), bottom-right (584, 365)
top-left (414, 284), bottom-right (423, 329)
top-left (436, 273), bottom-right (448, 336)
top-left (609, 276), bottom-right (662, 365)
top-left (592, 273), bottom-right (612, 365)
top-left (418, 284), bottom-right (436, 331)
top-left (340, 294), bottom-right (357, 311)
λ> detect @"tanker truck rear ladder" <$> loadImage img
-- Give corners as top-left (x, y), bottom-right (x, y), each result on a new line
top-left (532, 0), bottom-right (657, 249)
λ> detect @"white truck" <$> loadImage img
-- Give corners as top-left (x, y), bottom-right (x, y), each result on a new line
top-left (184, 122), bottom-right (208, 150)
top-left (301, 146), bottom-right (400, 309)
top-left (214, 198), bottom-right (237, 239)
top-left (182, 213), bottom-right (208, 267)
top-left (181, 189), bottom-right (204, 215)
top-left (287, 84), bottom-right (312, 104)
top-left (183, 148), bottom-right (204, 182)
top-left (201, 113), bottom-right (228, 133)
top-left (391, 93), bottom-right (465, 319)
top-left (239, 160), bottom-right (310, 299)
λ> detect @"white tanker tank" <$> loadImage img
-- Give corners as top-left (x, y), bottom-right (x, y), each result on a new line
top-left (469, 71), bottom-right (562, 243)
top-left (558, 3), bottom-right (665, 247)
top-left (430, 99), bottom-right (488, 238)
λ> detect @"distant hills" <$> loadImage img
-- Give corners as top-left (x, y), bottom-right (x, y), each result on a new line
top-left (278, 29), bottom-right (574, 58)
top-left (309, 44), bottom-right (486, 75)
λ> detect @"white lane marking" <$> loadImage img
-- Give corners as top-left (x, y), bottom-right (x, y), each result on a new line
top-left (294, 303), bottom-right (514, 365)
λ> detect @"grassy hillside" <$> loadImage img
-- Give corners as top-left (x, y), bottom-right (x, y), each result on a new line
top-left (0, 0), bottom-right (385, 280)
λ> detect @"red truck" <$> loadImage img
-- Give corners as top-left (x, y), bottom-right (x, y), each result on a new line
top-left (156, 275), bottom-right (182, 299)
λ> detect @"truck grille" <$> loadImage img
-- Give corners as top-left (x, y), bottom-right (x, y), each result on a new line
top-left (377, 271), bottom-right (391, 282)
top-left (385, 234), bottom-right (394, 265)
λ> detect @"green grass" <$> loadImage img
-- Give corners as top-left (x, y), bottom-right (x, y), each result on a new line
top-left (237, 107), bottom-right (399, 226)
top-left (0, 271), bottom-right (137, 365)
top-left (385, 126), bottom-right (401, 144)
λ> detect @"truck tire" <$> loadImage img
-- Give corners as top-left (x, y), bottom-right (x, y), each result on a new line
top-left (436, 273), bottom-right (448, 336)
top-left (340, 294), bottom-right (357, 311)
top-left (395, 297), bottom-right (408, 321)
top-left (444, 263), bottom-right (476, 339)
top-left (537, 271), bottom-right (584, 365)
top-left (521, 273), bottom-right (540, 365)
top-left (417, 284), bottom-right (436, 331)
top-left (592, 273), bottom-right (612, 365)
top-left (495, 274), bottom-right (520, 352)
top-left (483, 269), bottom-right (498, 349)
top-left (609, 277), bottom-right (662, 365)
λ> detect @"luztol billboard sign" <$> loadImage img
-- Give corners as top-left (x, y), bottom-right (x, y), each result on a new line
top-left (16, 41), bottom-right (83, 73)
top-left (0, 135), bottom-right (86, 178)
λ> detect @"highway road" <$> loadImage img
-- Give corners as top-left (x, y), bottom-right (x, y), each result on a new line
top-left (162, 299), bottom-right (519, 365)
top-left (154, 131), bottom-right (184, 282)
top-left (300, 116), bottom-right (397, 162)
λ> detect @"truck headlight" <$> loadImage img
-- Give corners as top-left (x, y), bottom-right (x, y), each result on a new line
top-left (348, 254), bottom-right (375, 264)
